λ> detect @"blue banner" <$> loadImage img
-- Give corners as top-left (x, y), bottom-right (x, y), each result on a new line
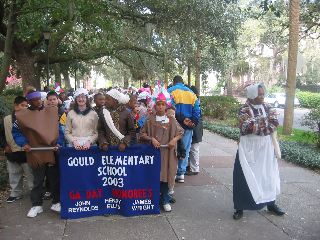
top-left (59, 145), bottom-right (161, 219)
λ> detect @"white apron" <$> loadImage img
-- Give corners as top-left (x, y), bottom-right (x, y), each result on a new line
top-left (238, 104), bottom-right (281, 204)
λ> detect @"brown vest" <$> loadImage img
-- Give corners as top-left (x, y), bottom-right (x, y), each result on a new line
top-left (16, 106), bottom-right (59, 168)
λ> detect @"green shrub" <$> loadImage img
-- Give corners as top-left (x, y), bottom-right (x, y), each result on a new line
top-left (0, 95), bottom-right (11, 189)
top-left (203, 121), bottom-right (240, 141)
top-left (302, 106), bottom-right (320, 147)
top-left (200, 96), bottom-right (241, 120)
top-left (0, 95), bottom-right (11, 119)
top-left (0, 157), bottom-right (8, 190)
top-left (296, 92), bottom-right (320, 109)
top-left (279, 141), bottom-right (320, 169)
top-left (2, 86), bottom-right (23, 96)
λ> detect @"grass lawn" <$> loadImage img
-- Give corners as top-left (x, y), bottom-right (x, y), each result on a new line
top-left (277, 126), bottom-right (317, 145)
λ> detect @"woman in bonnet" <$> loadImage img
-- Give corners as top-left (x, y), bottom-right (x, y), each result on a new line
top-left (233, 83), bottom-right (285, 220)
top-left (65, 88), bottom-right (99, 150)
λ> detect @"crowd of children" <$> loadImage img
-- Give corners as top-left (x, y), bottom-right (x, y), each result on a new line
top-left (0, 76), bottom-right (203, 218)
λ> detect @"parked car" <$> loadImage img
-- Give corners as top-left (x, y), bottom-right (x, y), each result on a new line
top-left (265, 93), bottom-right (300, 108)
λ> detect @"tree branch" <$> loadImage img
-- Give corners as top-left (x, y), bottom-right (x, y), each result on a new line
top-left (36, 43), bottom-right (161, 64)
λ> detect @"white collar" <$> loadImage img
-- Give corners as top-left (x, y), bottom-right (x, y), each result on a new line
top-left (156, 115), bottom-right (169, 123)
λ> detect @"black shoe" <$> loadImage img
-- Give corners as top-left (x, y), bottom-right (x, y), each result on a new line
top-left (267, 204), bottom-right (285, 216)
top-left (6, 196), bottom-right (22, 203)
top-left (233, 210), bottom-right (243, 220)
top-left (185, 171), bottom-right (199, 176)
top-left (43, 192), bottom-right (52, 200)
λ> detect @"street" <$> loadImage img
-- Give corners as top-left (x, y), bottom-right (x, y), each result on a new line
top-left (276, 108), bottom-right (311, 131)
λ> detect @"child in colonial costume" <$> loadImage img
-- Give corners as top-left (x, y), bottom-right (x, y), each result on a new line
top-left (65, 88), bottom-right (99, 150)
top-left (12, 90), bottom-right (64, 217)
top-left (93, 92), bottom-right (106, 114)
top-left (3, 96), bottom-right (33, 203)
top-left (98, 89), bottom-right (135, 151)
top-left (140, 84), bottom-right (184, 212)
top-left (233, 83), bottom-right (285, 220)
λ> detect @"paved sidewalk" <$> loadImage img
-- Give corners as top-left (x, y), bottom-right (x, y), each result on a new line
top-left (0, 130), bottom-right (319, 240)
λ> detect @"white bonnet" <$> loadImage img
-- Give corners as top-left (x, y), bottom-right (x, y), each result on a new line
top-left (106, 88), bottom-right (130, 105)
top-left (74, 88), bottom-right (89, 98)
top-left (246, 83), bottom-right (266, 100)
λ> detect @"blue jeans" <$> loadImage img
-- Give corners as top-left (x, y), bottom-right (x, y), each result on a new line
top-left (177, 129), bottom-right (193, 176)
top-left (160, 182), bottom-right (170, 205)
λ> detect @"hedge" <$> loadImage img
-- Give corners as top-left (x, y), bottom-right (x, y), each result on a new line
top-left (203, 121), bottom-right (320, 169)
top-left (200, 96), bottom-right (241, 120)
top-left (2, 87), bottom-right (23, 96)
top-left (296, 91), bottom-right (320, 109)
top-left (203, 121), bottom-right (240, 141)
top-left (279, 141), bottom-right (320, 169)
top-left (0, 95), bottom-right (15, 189)
top-left (0, 157), bottom-right (8, 190)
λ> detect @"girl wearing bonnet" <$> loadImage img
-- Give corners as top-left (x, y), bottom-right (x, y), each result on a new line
top-left (65, 88), bottom-right (99, 150)
top-left (140, 83), bottom-right (184, 212)
top-left (233, 83), bottom-right (285, 220)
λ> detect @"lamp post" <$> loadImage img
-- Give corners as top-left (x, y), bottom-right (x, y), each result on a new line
top-left (74, 62), bottom-right (78, 90)
top-left (43, 30), bottom-right (51, 88)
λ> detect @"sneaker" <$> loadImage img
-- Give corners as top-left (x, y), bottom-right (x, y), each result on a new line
top-left (6, 196), bottom-right (22, 203)
top-left (175, 174), bottom-right (184, 183)
top-left (51, 203), bottom-right (61, 212)
top-left (27, 206), bottom-right (43, 218)
top-left (185, 171), bottom-right (199, 176)
top-left (163, 204), bottom-right (172, 212)
top-left (168, 188), bottom-right (174, 195)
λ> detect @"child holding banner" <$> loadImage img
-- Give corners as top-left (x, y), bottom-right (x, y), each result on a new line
top-left (98, 88), bottom-right (135, 151)
top-left (65, 88), bottom-right (99, 150)
top-left (3, 96), bottom-right (33, 203)
top-left (140, 84), bottom-right (184, 212)
top-left (12, 90), bottom-right (64, 218)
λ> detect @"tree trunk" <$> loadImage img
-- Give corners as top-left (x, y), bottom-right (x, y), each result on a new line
top-left (54, 63), bottom-right (62, 86)
top-left (283, 0), bottom-right (300, 135)
top-left (227, 72), bottom-right (233, 96)
top-left (164, 71), bottom-right (169, 85)
top-left (123, 76), bottom-right (129, 89)
top-left (195, 45), bottom-right (201, 92)
top-left (16, 53), bottom-right (40, 90)
top-left (62, 67), bottom-right (71, 90)
top-left (187, 62), bottom-right (191, 86)
top-left (0, 2), bottom-right (17, 92)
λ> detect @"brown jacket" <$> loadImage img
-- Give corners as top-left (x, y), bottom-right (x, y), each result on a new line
top-left (98, 105), bottom-right (135, 146)
top-left (15, 106), bottom-right (59, 168)
top-left (140, 115), bottom-right (184, 188)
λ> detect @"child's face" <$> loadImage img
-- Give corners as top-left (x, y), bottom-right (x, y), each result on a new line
top-left (14, 101), bottom-right (28, 112)
top-left (128, 96), bottom-right (137, 109)
top-left (29, 97), bottom-right (42, 109)
top-left (132, 104), bottom-right (140, 115)
top-left (95, 95), bottom-right (105, 107)
top-left (47, 95), bottom-right (59, 107)
top-left (155, 101), bottom-right (166, 116)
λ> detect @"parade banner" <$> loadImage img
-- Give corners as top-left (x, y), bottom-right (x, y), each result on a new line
top-left (59, 145), bottom-right (161, 219)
